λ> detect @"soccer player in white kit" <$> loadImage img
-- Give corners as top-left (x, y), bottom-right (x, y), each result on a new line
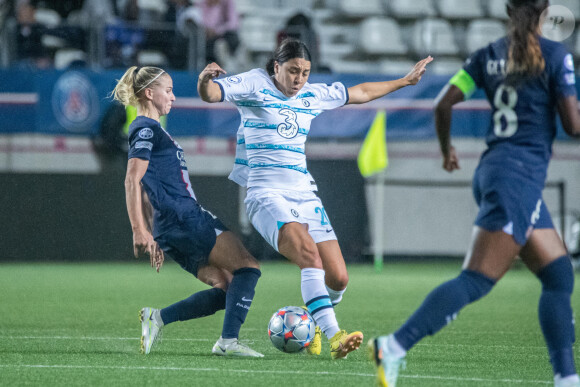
top-left (198, 39), bottom-right (432, 359)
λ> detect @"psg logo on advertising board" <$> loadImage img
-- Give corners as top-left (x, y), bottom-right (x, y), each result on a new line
top-left (51, 71), bottom-right (99, 133)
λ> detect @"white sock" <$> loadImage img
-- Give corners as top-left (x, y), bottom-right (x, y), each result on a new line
top-left (387, 334), bottom-right (407, 359)
top-left (219, 336), bottom-right (236, 346)
top-left (556, 374), bottom-right (580, 385)
top-left (301, 268), bottom-right (340, 339)
top-left (326, 285), bottom-right (346, 306)
top-left (153, 309), bottom-right (164, 326)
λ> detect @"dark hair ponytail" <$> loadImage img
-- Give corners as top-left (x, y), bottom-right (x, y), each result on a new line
top-left (506, 0), bottom-right (548, 83)
top-left (266, 38), bottom-right (312, 76)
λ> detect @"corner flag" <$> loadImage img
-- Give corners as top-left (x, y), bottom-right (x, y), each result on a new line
top-left (357, 110), bottom-right (388, 178)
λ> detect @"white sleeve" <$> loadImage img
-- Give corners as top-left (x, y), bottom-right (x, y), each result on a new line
top-left (309, 82), bottom-right (349, 110)
top-left (214, 70), bottom-right (258, 103)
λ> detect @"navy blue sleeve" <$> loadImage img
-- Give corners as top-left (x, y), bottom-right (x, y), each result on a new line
top-left (128, 126), bottom-right (156, 160)
top-left (463, 48), bottom-right (485, 89)
top-left (550, 45), bottom-right (577, 98)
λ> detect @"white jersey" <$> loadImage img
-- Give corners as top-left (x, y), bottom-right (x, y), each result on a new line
top-left (214, 68), bottom-right (348, 191)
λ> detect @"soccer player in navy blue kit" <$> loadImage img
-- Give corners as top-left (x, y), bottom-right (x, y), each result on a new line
top-left (112, 66), bottom-right (263, 357)
top-left (370, 1), bottom-right (580, 386)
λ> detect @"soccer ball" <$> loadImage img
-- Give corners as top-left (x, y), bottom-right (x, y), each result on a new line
top-left (268, 306), bottom-right (316, 353)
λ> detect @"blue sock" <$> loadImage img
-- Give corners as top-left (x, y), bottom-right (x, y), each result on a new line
top-left (160, 287), bottom-right (226, 325)
top-left (221, 267), bottom-right (261, 339)
top-left (537, 256), bottom-right (577, 378)
top-left (395, 269), bottom-right (495, 350)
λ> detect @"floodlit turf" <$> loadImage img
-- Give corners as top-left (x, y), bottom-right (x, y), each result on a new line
top-left (1, 260), bottom-right (578, 386)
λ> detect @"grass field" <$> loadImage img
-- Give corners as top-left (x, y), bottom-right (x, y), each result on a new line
top-left (1, 260), bottom-right (578, 386)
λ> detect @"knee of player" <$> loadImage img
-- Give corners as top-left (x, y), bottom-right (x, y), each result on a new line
top-left (327, 273), bottom-right (349, 291)
top-left (212, 281), bottom-right (229, 292)
top-left (234, 251), bottom-right (260, 271)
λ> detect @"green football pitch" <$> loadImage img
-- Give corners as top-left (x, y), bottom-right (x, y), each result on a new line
top-left (1, 260), bottom-right (578, 386)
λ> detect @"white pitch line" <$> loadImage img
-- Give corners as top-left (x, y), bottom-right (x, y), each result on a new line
top-left (1, 336), bottom-right (550, 350)
top-left (0, 364), bottom-right (552, 384)
top-left (0, 336), bottom-right (209, 342)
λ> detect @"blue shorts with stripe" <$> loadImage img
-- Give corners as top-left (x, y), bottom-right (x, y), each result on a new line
top-left (472, 161), bottom-right (553, 246)
top-left (155, 204), bottom-right (228, 277)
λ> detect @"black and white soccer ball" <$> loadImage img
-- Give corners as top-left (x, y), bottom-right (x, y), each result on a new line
top-left (268, 306), bottom-right (315, 353)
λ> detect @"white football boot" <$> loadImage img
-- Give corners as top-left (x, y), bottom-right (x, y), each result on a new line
top-left (555, 374), bottom-right (580, 387)
top-left (139, 307), bottom-right (163, 354)
top-left (369, 335), bottom-right (406, 387)
top-left (212, 336), bottom-right (264, 357)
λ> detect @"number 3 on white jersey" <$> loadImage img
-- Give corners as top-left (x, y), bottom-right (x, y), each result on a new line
top-left (277, 108), bottom-right (299, 139)
top-left (493, 84), bottom-right (518, 138)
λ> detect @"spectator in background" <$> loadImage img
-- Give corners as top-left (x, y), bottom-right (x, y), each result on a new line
top-left (277, 13), bottom-right (321, 72)
top-left (14, 0), bottom-right (51, 69)
top-left (198, 0), bottom-right (240, 65)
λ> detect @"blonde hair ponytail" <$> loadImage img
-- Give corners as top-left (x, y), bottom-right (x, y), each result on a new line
top-left (111, 66), bottom-right (166, 107)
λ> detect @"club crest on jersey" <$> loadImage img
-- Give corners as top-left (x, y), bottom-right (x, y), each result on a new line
top-left (291, 209), bottom-right (299, 218)
top-left (302, 99), bottom-right (310, 107)
top-left (138, 128), bottom-right (154, 139)
top-left (227, 76), bottom-right (242, 84)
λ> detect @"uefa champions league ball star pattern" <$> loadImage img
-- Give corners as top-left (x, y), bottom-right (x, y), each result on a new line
top-left (268, 306), bottom-right (316, 353)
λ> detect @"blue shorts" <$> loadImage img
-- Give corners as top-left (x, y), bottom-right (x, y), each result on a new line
top-left (155, 204), bottom-right (228, 277)
top-left (473, 162), bottom-right (553, 246)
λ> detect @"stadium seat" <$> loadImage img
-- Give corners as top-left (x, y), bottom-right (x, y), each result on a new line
top-left (485, 0), bottom-right (509, 20)
top-left (332, 0), bottom-right (386, 17)
top-left (54, 48), bottom-right (87, 69)
top-left (138, 50), bottom-right (168, 67)
top-left (388, 0), bottom-right (437, 19)
top-left (330, 59), bottom-right (380, 74)
top-left (319, 41), bottom-right (354, 64)
top-left (436, 0), bottom-right (484, 19)
top-left (465, 19), bottom-right (506, 54)
top-left (237, 0), bottom-right (314, 17)
top-left (429, 57), bottom-right (465, 75)
top-left (379, 59), bottom-right (416, 75)
top-left (239, 17), bottom-right (280, 52)
top-left (34, 8), bottom-right (61, 28)
top-left (358, 18), bottom-right (408, 55)
top-left (411, 19), bottom-right (460, 56)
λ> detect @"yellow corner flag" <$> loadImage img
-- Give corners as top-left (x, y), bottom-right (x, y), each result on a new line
top-left (357, 110), bottom-right (388, 178)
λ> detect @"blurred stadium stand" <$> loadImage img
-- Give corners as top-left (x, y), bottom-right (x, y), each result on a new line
top-left (0, 0), bottom-right (578, 74)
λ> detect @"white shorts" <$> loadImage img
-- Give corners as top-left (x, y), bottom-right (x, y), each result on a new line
top-left (245, 188), bottom-right (337, 252)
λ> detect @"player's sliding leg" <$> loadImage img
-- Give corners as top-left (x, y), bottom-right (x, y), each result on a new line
top-left (206, 231), bottom-right (264, 357)
top-left (140, 289), bottom-right (227, 354)
top-left (139, 265), bottom-right (230, 355)
top-left (212, 267), bottom-right (263, 357)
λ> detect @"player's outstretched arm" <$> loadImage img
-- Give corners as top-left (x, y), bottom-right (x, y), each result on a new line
top-left (557, 95), bottom-right (580, 138)
top-left (347, 56), bottom-right (433, 104)
top-left (434, 84), bottom-right (464, 172)
top-left (198, 62), bottom-right (227, 103)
